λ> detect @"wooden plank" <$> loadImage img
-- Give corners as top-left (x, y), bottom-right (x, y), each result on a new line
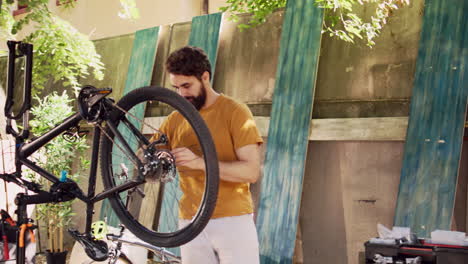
top-left (310, 117), bottom-right (408, 141)
top-left (394, 0), bottom-right (468, 237)
top-left (255, 0), bottom-right (324, 263)
top-left (100, 27), bottom-right (160, 227)
top-left (143, 116), bottom-right (409, 141)
top-left (157, 13), bottom-right (222, 256)
top-left (188, 13), bottom-right (222, 71)
top-left (122, 27), bottom-right (160, 94)
top-left (137, 26), bottom-right (175, 230)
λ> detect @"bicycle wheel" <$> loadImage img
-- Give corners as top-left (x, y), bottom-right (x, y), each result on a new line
top-left (100, 86), bottom-right (219, 247)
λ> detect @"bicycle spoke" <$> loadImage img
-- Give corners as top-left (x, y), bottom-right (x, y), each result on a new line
top-left (109, 152), bottom-right (140, 163)
top-left (106, 121), bottom-right (143, 168)
top-left (159, 184), bottom-right (182, 230)
top-left (98, 123), bottom-right (139, 169)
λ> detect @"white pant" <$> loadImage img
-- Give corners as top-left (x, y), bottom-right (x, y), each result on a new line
top-left (179, 214), bottom-right (260, 264)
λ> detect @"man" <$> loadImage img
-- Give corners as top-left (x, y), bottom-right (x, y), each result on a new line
top-left (158, 46), bottom-right (263, 264)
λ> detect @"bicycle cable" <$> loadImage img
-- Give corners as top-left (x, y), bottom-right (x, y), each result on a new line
top-left (111, 102), bottom-right (162, 135)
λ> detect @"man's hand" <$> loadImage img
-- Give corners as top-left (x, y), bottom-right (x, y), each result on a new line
top-left (172, 143), bottom-right (261, 183)
top-left (171, 147), bottom-right (205, 171)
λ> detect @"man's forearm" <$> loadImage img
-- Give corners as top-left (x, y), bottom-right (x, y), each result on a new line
top-left (217, 160), bottom-right (260, 183)
top-left (172, 145), bottom-right (261, 184)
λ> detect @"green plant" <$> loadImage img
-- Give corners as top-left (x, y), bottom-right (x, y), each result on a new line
top-left (0, 0), bottom-right (104, 94)
top-left (26, 91), bottom-right (89, 253)
top-left (220, 0), bottom-right (410, 47)
top-left (0, 1), bottom-right (15, 45)
top-left (118, 0), bottom-right (140, 20)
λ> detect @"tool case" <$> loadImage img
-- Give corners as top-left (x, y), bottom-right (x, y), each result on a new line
top-left (365, 240), bottom-right (468, 263)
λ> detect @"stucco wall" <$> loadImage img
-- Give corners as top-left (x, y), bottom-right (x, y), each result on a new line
top-left (1, 0), bottom-right (227, 51)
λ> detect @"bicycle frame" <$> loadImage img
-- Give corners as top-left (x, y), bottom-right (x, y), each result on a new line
top-left (2, 41), bottom-right (146, 264)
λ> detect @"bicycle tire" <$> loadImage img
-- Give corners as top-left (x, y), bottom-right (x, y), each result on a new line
top-left (100, 86), bottom-right (219, 247)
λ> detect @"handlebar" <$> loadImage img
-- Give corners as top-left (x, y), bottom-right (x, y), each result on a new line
top-left (106, 226), bottom-right (181, 263)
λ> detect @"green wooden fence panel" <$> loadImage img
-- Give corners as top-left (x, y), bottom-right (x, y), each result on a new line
top-left (158, 13), bottom-right (222, 255)
top-left (394, 0), bottom-right (468, 237)
top-left (100, 27), bottom-right (160, 226)
top-left (188, 12), bottom-right (222, 73)
top-left (255, 0), bottom-right (324, 263)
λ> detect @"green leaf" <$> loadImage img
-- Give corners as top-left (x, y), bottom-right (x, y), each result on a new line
top-left (220, 0), bottom-right (410, 47)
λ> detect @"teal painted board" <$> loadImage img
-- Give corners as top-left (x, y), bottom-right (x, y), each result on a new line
top-left (122, 27), bottom-right (160, 94)
top-left (158, 13), bottom-right (222, 255)
top-left (101, 27), bottom-right (160, 227)
top-left (255, 0), bottom-right (323, 263)
top-left (188, 12), bottom-right (222, 75)
top-left (394, 0), bottom-right (467, 237)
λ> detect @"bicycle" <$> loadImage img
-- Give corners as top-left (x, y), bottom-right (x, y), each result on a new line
top-left (0, 41), bottom-right (219, 263)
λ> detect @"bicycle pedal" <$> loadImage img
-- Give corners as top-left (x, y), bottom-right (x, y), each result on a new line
top-left (68, 229), bottom-right (108, 261)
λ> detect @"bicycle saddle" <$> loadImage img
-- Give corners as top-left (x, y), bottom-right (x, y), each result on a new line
top-left (68, 229), bottom-right (109, 261)
top-left (78, 85), bottom-right (113, 122)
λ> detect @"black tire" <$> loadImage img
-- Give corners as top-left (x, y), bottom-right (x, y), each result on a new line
top-left (100, 86), bottom-right (219, 247)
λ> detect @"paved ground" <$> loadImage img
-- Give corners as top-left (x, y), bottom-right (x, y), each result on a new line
top-left (34, 253), bottom-right (162, 264)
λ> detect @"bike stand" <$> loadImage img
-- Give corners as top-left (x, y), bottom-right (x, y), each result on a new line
top-left (13, 190), bottom-right (85, 264)
top-left (14, 193), bottom-right (39, 264)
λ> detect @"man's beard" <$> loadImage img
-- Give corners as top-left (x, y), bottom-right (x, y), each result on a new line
top-left (185, 83), bottom-right (207, 111)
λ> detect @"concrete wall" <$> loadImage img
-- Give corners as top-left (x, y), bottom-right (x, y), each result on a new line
top-left (296, 140), bottom-right (404, 264)
top-left (314, 0), bottom-right (425, 119)
top-left (301, 142), bottom-right (404, 264)
top-left (213, 11), bottom-right (283, 104)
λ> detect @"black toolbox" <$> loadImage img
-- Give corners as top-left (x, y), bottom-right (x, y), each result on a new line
top-left (365, 241), bottom-right (435, 263)
top-left (365, 240), bottom-right (468, 263)
top-left (434, 246), bottom-right (468, 264)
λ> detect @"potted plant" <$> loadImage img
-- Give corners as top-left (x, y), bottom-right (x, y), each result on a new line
top-left (25, 92), bottom-right (89, 264)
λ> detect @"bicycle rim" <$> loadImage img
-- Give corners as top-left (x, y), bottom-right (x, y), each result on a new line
top-left (100, 86), bottom-right (218, 247)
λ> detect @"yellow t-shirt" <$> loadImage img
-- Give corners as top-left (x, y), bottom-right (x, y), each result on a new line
top-left (158, 94), bottom-right (263, 219)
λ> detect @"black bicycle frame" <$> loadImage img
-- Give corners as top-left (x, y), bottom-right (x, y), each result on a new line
top-left (3, 41), bottom-right (145, 264)
top-left (13, 111), bottom-right (142, 219)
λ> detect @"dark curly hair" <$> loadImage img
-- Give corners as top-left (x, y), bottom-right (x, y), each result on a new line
top-left (165, 46), bottom-right (212, 80)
